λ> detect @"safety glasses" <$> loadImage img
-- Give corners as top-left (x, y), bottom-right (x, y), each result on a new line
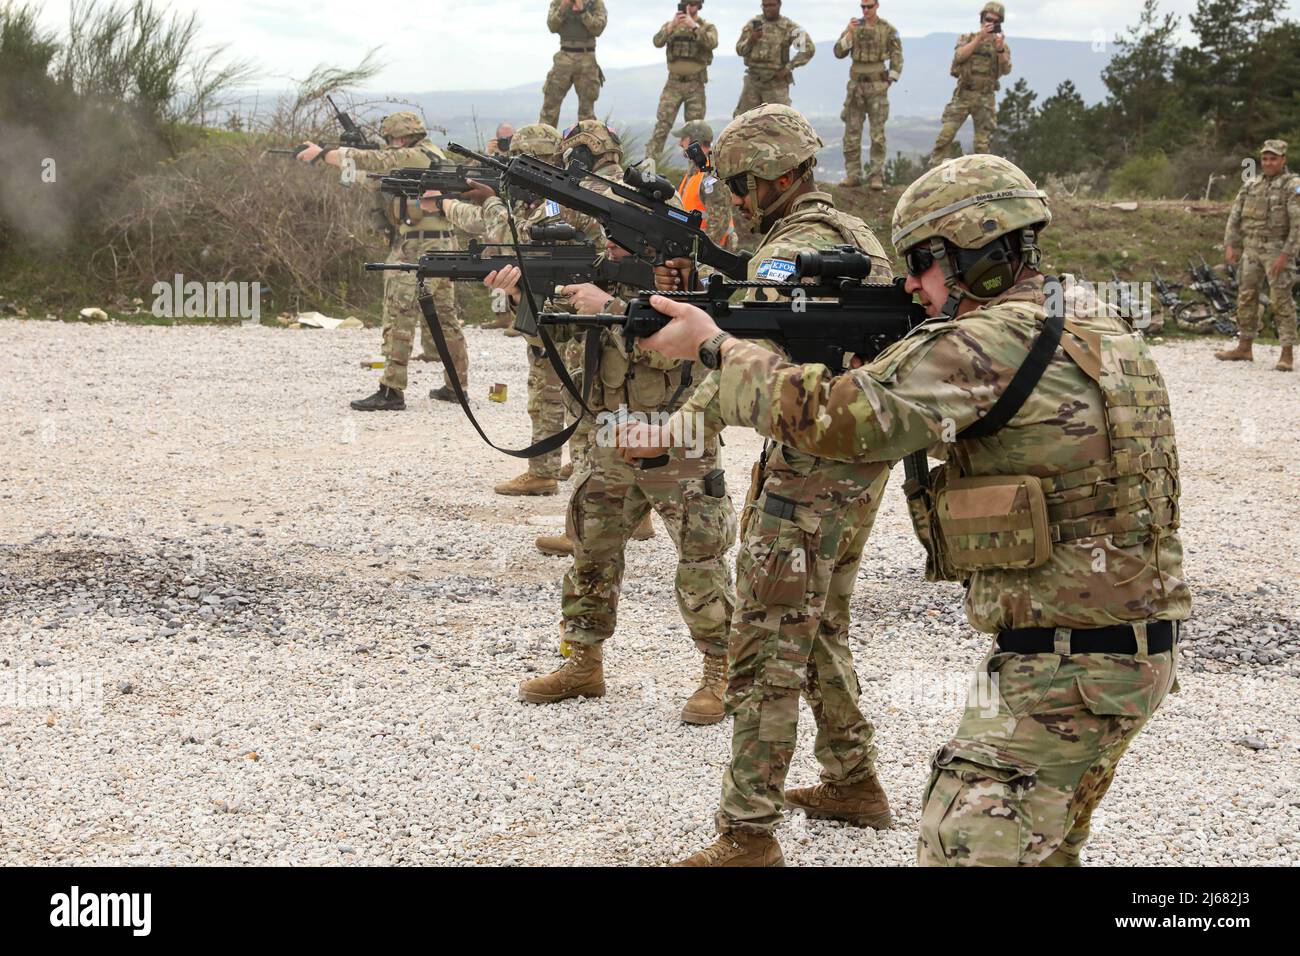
top-left (725, 174), bottom-right (750, 198)
top-left (904, 245), bottom-right (936, 277)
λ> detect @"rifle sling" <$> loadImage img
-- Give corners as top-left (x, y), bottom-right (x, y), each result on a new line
top-left (417, 288), bottom-right (599, 459)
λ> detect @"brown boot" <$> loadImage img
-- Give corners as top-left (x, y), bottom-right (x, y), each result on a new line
top-left (1214, 338), bottom-right (1254, 361)
top-left (558, 462), bottom-right (574, 481)
top-left (487, 312), bottom-right (513, 329)
top-left (631, 513), bottom-right (655, 541)
top-left (1276, 346), bottom-right (1294, 372)
top-left (868, 171), bottom-right (885, 191)
top-left (784, 775), bottom-right (894, 829)
top-left (518, 641), bottom-right (604, 704)
top-left (535, 534), bottom-right (574, 556)
top-left (673, 830), bottom-right (785, 867)
top-left (494, 472), bottom-right (558, 496)
top-left (503, 326), bottom-right (522, 338)
top-left (680, 653), bottom-right (727, 725)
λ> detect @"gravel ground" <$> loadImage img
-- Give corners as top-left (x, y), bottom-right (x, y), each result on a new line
top-left (1, 321), bottom-right (1297, 866)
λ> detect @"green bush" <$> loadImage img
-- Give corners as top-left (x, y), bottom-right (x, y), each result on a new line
top-left (1108, 152), bottom-right (1177, 198)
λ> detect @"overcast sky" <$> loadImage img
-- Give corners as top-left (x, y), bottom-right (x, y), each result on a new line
top-left (36, 0), bottom-right (1298, 92)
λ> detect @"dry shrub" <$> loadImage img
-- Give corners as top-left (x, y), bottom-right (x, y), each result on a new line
top-left (96, 141), bottom-right (389, 313)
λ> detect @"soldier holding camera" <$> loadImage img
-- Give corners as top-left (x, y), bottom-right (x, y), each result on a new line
top-left (927, 2), bottom-right (1011, 165)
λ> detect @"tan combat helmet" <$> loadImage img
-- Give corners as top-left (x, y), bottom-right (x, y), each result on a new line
top-left (510, 123), bottom-right (563, 163)
top-left (561, 119), bottom-right (624, 169)
top-left (379, 111), bottom-right (427, 141)
top-left (892, 154), bottom-right (1050, 315)
top-left (713, 104), bottom-right (822, 225)
top-left (981, 2), bottom-right (1005, 20)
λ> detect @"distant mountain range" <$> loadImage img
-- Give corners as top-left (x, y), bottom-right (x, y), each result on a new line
top-left (388, 33), bottom-right (1113, 172)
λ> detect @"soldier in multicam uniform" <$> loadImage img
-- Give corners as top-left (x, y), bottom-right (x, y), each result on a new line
top-left (1215, 139), bottom-right (1299, 372)
top-left (673, 120), bottom-right (737, 250)
top-left (636, 153), bottom-right (1190, 867)
top-left (733, 0), bottom-right (816, 117)
top-left (835, 1), bottom-right (903, 190)
top-left (540, 0), bottom-right (608, 128)
top-left (631, 105), bottom-right (897, 867)
top-left (927, 2), bottom-right (1011, 166)
top-left (431, 124), bottom-right (599, 497)
top-left (297, 111), bottom-right (468, 410)
top-left (646, 2), bottom-right (718, 162)
top-left (480, 246), bottom-right (738, 727)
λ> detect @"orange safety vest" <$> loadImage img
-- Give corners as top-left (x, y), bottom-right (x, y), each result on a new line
top-left (678, 169), bottom-right (734, 243)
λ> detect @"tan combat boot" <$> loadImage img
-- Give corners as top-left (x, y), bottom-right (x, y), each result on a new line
top-left (784, 775), bottom-right (894, 829)
top-left (839, 173), bottom-right (862, 188)
top-left (1214, 337), bottom-right (1254, 361)
top-left (558, 462), bottom-right (574, 481)
top-left (494, 472), bottom-right (558, 496)
top-left (1276, 346), bottom-right (1293, 372)
top-left (680, 653), bottom-right (727, 726)
top-left (673, 831), bottom-right (785, 867)
top-left (535, 534), bottom-right (574, 556)
top-left (868, 171), bottom-right (885, 191)
top-left (631, 513), bottom-right (655, 541)
top-left (487, 312), bottom-right (513, 329)
top-left (518, 641), bottom-right (604, 704)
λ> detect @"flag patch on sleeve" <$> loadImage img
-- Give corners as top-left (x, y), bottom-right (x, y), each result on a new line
top-left (545, 200), bottom-right (561, 216)
top-left (755, 258), bottom-right (797, 281)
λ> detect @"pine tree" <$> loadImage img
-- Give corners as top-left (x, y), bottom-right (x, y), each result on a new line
top-left (1101, 0), bottom-right (1180, 153)
top-left (992, 78), bottom-right (1038, 167)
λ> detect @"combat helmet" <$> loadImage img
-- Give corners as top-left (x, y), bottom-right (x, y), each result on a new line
top-left (379, 111), bottom-right (426, 140)
top-left (713, 104), bottom-right (823, 225)
top-left (892, 154), bottom-right (1050, 315)
top-left (981, 2), bottom-right (1005, 20)
top-left (561, 119), bottom-right (623, 170)
top-left (509, 123), bottom-right (563, 163)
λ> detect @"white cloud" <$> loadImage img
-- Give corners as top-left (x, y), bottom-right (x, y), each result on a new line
top-left (36, 0), bottom-right (1296, 92)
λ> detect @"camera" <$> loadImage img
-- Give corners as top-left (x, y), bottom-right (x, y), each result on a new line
top-left (496, 135), bottom-right (512, 153)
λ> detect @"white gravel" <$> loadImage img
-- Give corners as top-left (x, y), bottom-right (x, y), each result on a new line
top-left (1, 321), bottom-right (1297, 866)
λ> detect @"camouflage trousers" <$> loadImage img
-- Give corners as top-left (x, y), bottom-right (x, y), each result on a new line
top-left (540, 51), bottom-right (603, 128)
top-left (1236, 241), bottom-right (1298, 346)
top-left (562, 440), bottom-right (736, 655)
top-left (527, 346), bottom-right (565, 480)
top-left (918, 636), bottom-right (1178, 866)
top-left (718, 446), bottom-right (889, 833)
top-left (842, 80), bottom-right (890, 179)
top-left (734, 72), bottom-right (791, 116)
top-left (647, 73), bottom-right (707, 159)
top-left (379, 262), bottom-right (466, 392)
top-left (929, 88), bottom-right (998, 165)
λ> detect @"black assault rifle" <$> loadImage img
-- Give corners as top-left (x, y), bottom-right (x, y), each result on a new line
top-left (365, 228), bottom-right (655, 290)
top-left (267, 95), bottom-right (383, 159)
top-left (445, 142), bottom-right (753, 279)
top-left (538, 246), bottom-right (926, 373)
top-left (371, 165), bottom-right (504, 223)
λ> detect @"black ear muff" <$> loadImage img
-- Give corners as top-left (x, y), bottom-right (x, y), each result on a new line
top-left (955, 237), bottom-right (1017, 300)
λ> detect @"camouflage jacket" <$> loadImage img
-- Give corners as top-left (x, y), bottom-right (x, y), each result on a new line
top-left (712, 275), bottom-right (1192, 632)
top-left (834, 17), bottom-right (903, 82)
top-left (676, 191), bottom-right (891, 444)
top-left (547, 0), bottom-right (607, 45)
top-left (338, 139), bottom-right (453, 246)
top-left (735, 15), bottom-right (815, 77)
top-left (654, 15), bottom-right (718, 74)
top-left (1225, 167), bottom-right (1300, 254)
top-left (950, 32), bottom-right (1011, 93)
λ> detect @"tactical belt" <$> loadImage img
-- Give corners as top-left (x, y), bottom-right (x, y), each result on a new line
top-left (401, 230), bottom-right (455, 240)
top-left (997, 620), bottom-right (1176, 655)
top-left (561, 45), bottom-right (596, 53)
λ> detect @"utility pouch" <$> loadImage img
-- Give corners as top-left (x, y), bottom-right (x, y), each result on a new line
top-left (935, 475), bottom-right (1052, 572)
top-left (903, 460), bottom-right (960, 583)
top-left (703, 468), bottom-right (726, 499)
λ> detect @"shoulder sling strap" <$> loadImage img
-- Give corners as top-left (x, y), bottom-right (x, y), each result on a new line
top-left (958, 308), bottom-right (1066, 440)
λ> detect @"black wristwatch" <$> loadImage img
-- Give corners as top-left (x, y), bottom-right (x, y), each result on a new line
top-left (698, 332), bottom-right (734, 370)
